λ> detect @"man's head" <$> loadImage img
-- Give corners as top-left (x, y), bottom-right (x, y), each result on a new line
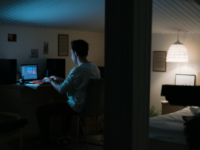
top-left (71, 40), bottom-right (89, 64)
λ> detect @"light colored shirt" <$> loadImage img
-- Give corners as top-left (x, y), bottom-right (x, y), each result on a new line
top-left (59, 62), bottom-right (101, 113)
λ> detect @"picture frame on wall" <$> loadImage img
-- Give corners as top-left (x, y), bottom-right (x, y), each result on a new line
top-left (175, 74), bottom-right (196, 86)
top-left (29, 49), bottom-right (38, 58)
top-left (43, 41), bottom-right (48, 54)
top-left (8, 33), bottom-right (17, 42)
top-left (58, 34), bottom-right (69, 56)
top-left (153, 51), bottom-right (166, 72)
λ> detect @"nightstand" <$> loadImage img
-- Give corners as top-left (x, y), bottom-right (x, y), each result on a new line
top-left (161, 100), bottom-right (187, 115)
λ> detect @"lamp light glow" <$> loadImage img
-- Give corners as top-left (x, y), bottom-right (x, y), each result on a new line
top-left (166, 31), bottom-right (188, 62)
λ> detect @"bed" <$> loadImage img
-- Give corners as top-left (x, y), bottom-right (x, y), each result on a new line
top-left (149, 106), bottom-right (199, 150)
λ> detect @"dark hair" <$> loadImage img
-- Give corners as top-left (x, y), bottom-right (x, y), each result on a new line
top-left (71, 40), bottom-right (89, 57)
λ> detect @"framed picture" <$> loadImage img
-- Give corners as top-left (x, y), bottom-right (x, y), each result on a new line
top-left (58, 34), bottom-right (69, 56)
top-left (43, 41), bottom-right (48, 54)
top-left (8, 33), bottom-right (17, 42)
top-left (153, 51), bottom-right (166, 72)
top-left (29, 49), bottom-right (38, 58)
top-left (175, 74), bottom-right (196, 86)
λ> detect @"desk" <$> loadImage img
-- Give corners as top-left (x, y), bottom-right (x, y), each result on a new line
top-left (0, 84), bottom-right (79, 138)
top-left (161, 100), bottom-right (188, 115)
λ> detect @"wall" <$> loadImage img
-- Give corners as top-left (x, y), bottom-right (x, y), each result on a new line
top-left (150, 34), bottom-right (200, 112)
top-left (0, 25), bottom-right (105, 77)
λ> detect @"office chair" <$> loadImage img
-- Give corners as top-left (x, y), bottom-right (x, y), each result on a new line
top-left (0, 112), bottom-right (28, 150)
top-left (58, 79), bottom-right (104, 150)
top-left (78, 79), bottom-right (104, 150)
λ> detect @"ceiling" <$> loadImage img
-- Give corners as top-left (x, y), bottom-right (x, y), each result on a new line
top-left (152, 0), bottom-right (200, 34)
top-left (0, 0), bottom-right (105, 32)
top-left (0, 0), bottom-right (200, 34)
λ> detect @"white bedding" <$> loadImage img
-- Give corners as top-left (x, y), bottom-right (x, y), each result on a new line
top-left (149, 107), bottom-right (198, 145)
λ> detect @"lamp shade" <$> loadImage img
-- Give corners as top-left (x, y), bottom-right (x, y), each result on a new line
top-left (166, 40), bottom-right (188, 62)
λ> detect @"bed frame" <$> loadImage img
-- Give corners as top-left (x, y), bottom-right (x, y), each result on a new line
top-left (149, 139), bottom-right (189, 150)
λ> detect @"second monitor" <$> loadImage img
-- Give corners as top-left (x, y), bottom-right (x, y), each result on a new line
top-left (46, 59), bottom-right (65, 78)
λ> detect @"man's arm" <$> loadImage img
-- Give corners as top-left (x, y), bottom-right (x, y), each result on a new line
top-left (51, 68), bottom-right (76, 94)
top-left (50, 80), bottom-right (61, 92)
top-left (50, 76), bottom-right (65, 82)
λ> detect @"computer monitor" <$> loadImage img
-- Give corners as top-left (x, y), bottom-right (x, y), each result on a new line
top-left (46, 59), bottom-right (65, 78)
top-left (21, 64), bottom-right (38, 80)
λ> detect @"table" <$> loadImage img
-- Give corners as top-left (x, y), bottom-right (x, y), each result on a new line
top-left (161, 100), bottom-right (188, 115)
top-left (0, 84), bottom-right (79, 138)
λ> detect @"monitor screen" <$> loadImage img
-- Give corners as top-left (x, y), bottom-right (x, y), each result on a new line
top-left (21, 64), bottom-right (38, 80)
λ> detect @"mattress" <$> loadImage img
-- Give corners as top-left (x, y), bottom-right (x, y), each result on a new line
top-left (149, 107), bottom-right (198, 145)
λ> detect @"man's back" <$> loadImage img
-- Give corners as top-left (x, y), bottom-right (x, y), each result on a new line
top-left (59, 62), bottom-right (100, 113)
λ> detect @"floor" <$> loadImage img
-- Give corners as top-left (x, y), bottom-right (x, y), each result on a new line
top-left (0, 135), bottom-right (103, 150)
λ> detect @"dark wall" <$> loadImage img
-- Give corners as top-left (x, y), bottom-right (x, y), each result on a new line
top-left (98, 66), bottom-right (105, 79)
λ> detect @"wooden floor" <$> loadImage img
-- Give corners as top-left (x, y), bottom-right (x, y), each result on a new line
top-left (0, 135), bottom-right (103, 150)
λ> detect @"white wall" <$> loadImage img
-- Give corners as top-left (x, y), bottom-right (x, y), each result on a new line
top-left (150, 34), bottom-right (200, 112)
top-left (0, 25), bottom-right (105, 77)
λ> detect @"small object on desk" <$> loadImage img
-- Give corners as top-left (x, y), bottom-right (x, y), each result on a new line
top-left (24, 83), bottom-right (40, 90)
top-left (19, 78), bottom-right (25, 85)
top-left (33, 80), bottom-right (43, 85)
top-left (161, 100), bottom-right (168, 104)
top-left (16, 73), bottom-right (19, 82)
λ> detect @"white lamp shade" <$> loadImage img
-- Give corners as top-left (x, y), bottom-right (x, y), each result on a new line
top-left (166, 44), bottom-right (188, 62)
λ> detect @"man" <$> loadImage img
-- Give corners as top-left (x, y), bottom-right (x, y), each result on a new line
top-left (33, 39), bottom-right (101, 145)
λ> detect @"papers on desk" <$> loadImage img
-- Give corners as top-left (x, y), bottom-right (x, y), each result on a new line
top-left (25, 84), bottom-right (40, 89)
top-left (16, 83), bottom-right (40, 89)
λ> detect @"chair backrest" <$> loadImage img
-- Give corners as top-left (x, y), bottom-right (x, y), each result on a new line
top-left (80, 79), bottom-right (104, 117)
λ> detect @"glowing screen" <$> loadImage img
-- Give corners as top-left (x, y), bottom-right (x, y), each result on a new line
top-left (21, 65), bottom-right (38, 80)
